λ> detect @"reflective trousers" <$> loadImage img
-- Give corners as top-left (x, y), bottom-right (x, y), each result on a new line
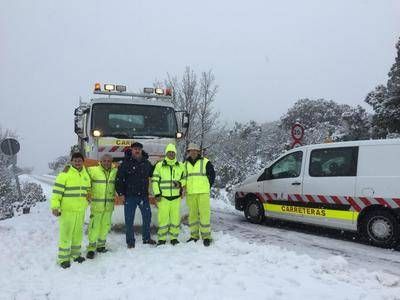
top-left (186, 193), bottom-right (211, 240)
top-left (157, 198), bottom-right (180, 241)
top-left (87, 210), bottom-right (113, 252)
top-left (57, 210), bottom-right (85, 264)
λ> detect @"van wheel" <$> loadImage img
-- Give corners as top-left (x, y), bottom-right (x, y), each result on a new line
top-left (360, 210), bottom-right (399, 248)
top-left (244, 198), bottom-right (264, 224)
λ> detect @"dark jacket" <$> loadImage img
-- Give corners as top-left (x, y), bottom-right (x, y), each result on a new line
top-left (116, 150), bottom-right (153, 198)
top-left (185, 155), bottom-right (216, 187)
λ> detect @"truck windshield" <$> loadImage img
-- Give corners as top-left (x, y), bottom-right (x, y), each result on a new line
top-left (91, 103), bottom-right (177, 138)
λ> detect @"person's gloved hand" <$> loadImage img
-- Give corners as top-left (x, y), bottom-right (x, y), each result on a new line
top-left (52, 209), bottom-right (61, 217)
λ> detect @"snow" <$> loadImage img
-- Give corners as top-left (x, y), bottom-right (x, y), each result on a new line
top-left (1, 177), bottom-right (400, 299)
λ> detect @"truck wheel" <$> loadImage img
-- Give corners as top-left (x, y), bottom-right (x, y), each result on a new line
top-left (361, 210), bottom-right (399, 248)
top-left (244, 198), bottom-right (264, 224)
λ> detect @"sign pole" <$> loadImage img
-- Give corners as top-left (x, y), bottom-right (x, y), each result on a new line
top-left (1, 138), bottom-right (23, 202)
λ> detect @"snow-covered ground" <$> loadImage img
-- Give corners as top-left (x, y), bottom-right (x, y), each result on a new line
top-left (1, 177), bottom-right (400, 299)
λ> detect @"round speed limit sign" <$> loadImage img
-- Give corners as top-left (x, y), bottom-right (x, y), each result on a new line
top-left (291, 123), bottom-right (304, 141)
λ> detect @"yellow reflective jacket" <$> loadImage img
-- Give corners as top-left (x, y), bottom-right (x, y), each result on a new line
top-left (87, 165), bottom-right (117, 212)
top-left (152, 159), bottom-right (185, 200)
top-left (50, 166), bottom-right (91, 212)
top-left (184, 157), bottom-right (210, 194)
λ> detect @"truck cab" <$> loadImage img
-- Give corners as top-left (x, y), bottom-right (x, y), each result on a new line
top-left (74, 84), bottom-right (189, 164)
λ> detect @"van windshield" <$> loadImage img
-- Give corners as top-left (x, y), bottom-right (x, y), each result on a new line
top-left (91, 103), bottom-right (177, 138)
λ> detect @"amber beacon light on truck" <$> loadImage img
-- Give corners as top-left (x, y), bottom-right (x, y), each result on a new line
top-left (93, 83), bottom-right (173, 98)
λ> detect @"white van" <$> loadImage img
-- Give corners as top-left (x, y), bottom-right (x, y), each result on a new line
top-left (234, 139), bottom-right (400, 248)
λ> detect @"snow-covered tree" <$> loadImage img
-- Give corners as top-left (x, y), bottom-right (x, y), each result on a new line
top-left (340, 105), bottom-right (371, 141)
top-left (48, 155), bottom-right (69, 175)
top-left (365, 38), bottom-right (400, 136)
top-left (196, 70), bottom-right (219, 150)
top-left (158, 66), bottom-right (220, 153)
top-left (281, 98), bottom-right (370, 144)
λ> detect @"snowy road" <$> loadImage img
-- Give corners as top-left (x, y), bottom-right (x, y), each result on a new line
top-left (212, 206), bottom-right (400, 277)
top-left (4, 175), bottom-right (397, 299)
top-left (34, 174), bottom-right (400, 276)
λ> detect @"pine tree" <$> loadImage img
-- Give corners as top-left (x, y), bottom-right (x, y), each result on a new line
top-left (365, 38), bottom-right (400, 136)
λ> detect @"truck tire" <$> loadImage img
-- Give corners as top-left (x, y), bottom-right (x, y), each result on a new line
top-left (244, 197), bottom-right (264, 224)
top-left (360, 209), bottom-right (400, 248)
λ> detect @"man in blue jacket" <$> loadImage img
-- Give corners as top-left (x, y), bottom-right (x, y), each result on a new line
top-left (116, 142), bottom-right (155, 248)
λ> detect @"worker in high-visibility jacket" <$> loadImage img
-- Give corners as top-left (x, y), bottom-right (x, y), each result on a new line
top-left (152, 143), bottom-right (185, 246)
top-left (86, 154), bottom-right (117, 259)
top-left (184, 143), bottom-right (215, 247)
top-left (50, 152), bottom-right (91, 269)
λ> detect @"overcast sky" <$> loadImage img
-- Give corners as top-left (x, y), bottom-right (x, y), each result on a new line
top-left (0, 0), bottom-right (399, 173)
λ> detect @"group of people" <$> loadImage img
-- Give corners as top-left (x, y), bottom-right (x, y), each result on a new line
top-left (50, 142), bottom-right (215, 269)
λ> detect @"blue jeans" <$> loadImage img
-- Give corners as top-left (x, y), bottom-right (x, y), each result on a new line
top-left (124, 196), bottom-right (152, 245)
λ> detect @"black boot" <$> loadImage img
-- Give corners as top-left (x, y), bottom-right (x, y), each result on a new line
top-left (143, 239), bottom-right (156, 245)
top-left (86, 251), bottom-right (95, 259)
top-left (60, 261), bottom-right (71, 269)
top-left (171, 239), bottom-right (180, 246)
top-left (73, 256), bottom-right (86, 263)
top-left (157, 240), bottom-right (166, 246)
top-left (203, 239), bottom-right (211, 247)
top-left (186, 237), bottom-right (198, 243)
top-left (96, 247), bottom-right (108, 253)
top-left (127, 243), bottom-right (135, 249)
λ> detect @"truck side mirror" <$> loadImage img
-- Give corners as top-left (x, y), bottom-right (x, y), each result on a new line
top-left (74, 117), bottom-right (83, 135)
top-left (182, 113), bottom-right (189, 129)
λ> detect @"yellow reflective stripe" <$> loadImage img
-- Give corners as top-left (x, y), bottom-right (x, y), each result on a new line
top-left (263, 203), bottom-right (355, 221)
top-left (199, 223), bottom-right (210, 228)
top-left (63, 194), bottom-right (88, 198)
top-left (64, 186), bottom-right (90, 191)
top-left (186, 173), bottom-right (206, 177)
top-left (54, 183), bottom-right (65, 189)
top-left (92, 180), bottom-right (107, 183)
top-left (52, 190), bottom-right (64, 195)
top-left (92, 180), bottom-right (115, 184)
top-left (160, 187), bottom-right (180, 191)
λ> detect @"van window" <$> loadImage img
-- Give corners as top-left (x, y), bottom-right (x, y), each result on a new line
top-left (270, 151), bottom-right (303, 179)
top-left (309, 147), bottom-right (358, 177)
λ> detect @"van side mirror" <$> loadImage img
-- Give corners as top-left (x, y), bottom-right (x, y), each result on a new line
top-left (257, 167), bottom-right (271, 181)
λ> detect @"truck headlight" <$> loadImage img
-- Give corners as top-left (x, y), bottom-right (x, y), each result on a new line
top-left (93, 130), bottom-right (102, 137)
top-left (104, 84), bottom-right (115, 91)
